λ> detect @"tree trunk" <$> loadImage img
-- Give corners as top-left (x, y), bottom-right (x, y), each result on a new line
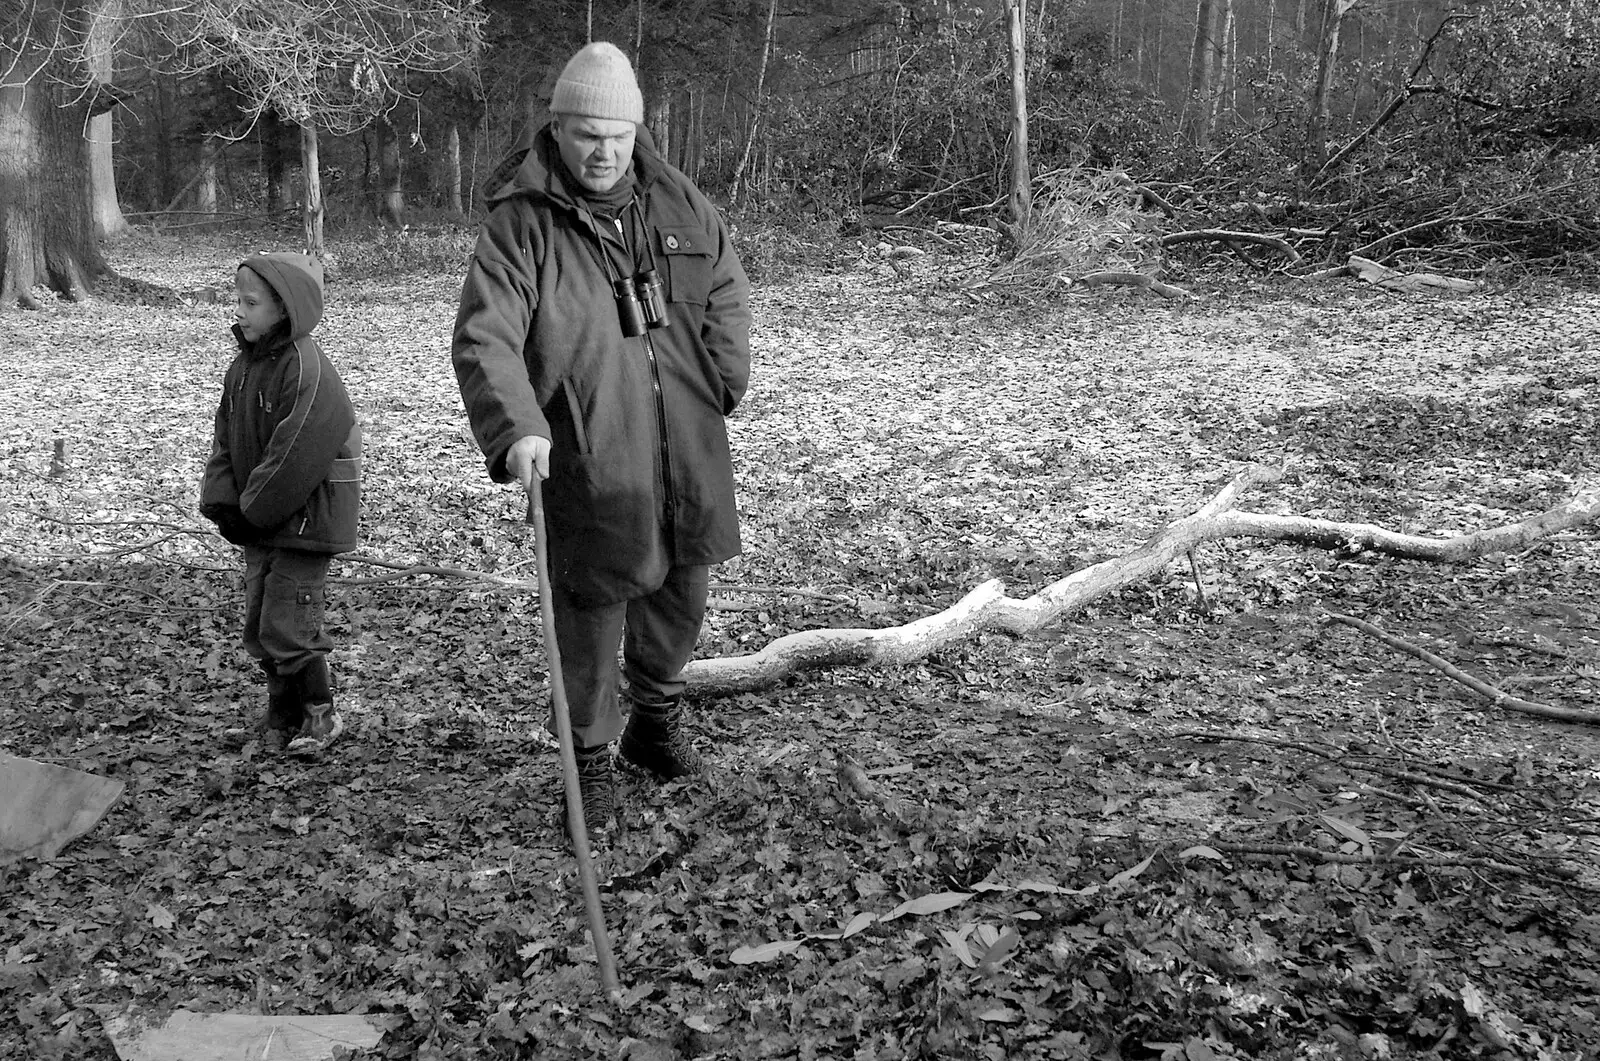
top-left (1209, 0), bottom-right (1235, 131)
top-left (375, 119), bottom-right (405, 227)
top-left (195, 135), bottom-right (219, 214)
top-left (1304, 0), bottom-right (1357, 173)
top-left (1006, 0), bottom-right (1030, 226)
top-left (443, 122), bottom-right (463, 218)
top-left (301, 123), bottom-right (324, 257)
top-left (729, 0), bottom-right (777, 209)
top-left (1184, 0), bottom-right (1224, 146)
top-left (88, 113), bottom-right (127, 240)
top-left (0, 36), bottom-right (110, 308)
top-left (262, 109), bottom-right (286, 214)
top-left (647, 89), bottom-right (671, 168)
top-left (85, 0), bottom-right (126, 239)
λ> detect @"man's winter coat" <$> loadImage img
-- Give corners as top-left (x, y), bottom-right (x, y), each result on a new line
top-left (200, 253), bottom-right (361, 554)
top-left (452, 129), bottom-right (752, 606)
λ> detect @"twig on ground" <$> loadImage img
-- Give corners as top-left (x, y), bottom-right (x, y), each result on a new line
top-left (1325, 612), bottom-right (1600, 724)
top-left (1471, 634), bottom-right (1572, 660)
top-left (1201, 840), bottom-right (1578, 882)
top-left (26, 534), bottom-right (191, 559)
top-left (708, 583), bottom-right (852, 605)
top-left (1169, 728), bottom-right (1494, 803)
top-left (336, 556), bottom-right (537, 591)
top-left (30, 512), bottom-right (212, 536)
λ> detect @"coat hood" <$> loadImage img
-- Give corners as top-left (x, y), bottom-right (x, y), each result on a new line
top-left (239, 253), bottom-right (324, 341)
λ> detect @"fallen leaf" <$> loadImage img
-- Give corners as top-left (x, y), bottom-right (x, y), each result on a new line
top-left (881, 891), bottom-right (973, 922)
top-left (729, 939), bottom-right (804, 965)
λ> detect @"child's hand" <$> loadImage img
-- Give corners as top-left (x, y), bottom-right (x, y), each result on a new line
top-left (203, 503), bottom-right (263, 546)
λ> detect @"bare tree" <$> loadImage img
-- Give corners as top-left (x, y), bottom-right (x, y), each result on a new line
top-left (729, 0), bottom-right (777, 209)
top-left (165, 0), bottom-right (484, 253)
top-left (1304, 0), bottom-right (1358, 173)
top-left (1, 0), bottom-right (112, 306)
top-left (86, 0), bottom-right (129, 239)
top-left (1183, 0), bottom-right (1225, 147)
top-left (1, 0), bottom-right (483, 302)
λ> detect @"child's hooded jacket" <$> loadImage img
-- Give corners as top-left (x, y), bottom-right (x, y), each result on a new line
top-left (200, 253), bottom-right (361, 553)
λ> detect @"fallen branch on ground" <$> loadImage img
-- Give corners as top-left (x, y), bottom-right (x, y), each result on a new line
top-left (1073, 271), bottom-right (1192, 299)
top-left (683, 465), bottom-right (1600, 696)
top-left (1160, 229), bottom-right (1302, 266)
top-left (1168, 728), bottom-right (1497, 802)
top-left (1348, 254), bottom-right (1481, 295)
top-left (1200, 841), bottom-right (1571, 882)
top-left (1324, 613), bottom-right (1600, 724)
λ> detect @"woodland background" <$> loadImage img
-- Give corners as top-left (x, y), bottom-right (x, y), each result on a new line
top-left (1, 0), bottom-right (1598, 305)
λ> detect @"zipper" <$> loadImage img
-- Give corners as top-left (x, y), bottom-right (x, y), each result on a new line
top-left (641, 329), bottom-right (676, 535)
top-left (598, 212), bottom-right (676, 535)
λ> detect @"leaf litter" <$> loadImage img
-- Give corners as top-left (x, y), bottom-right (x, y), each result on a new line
top-left (1, 231), bottom-right (1599, 1058)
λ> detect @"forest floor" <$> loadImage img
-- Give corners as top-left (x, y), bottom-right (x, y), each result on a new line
top-left (2, 229), bottom-right (1600, 1061)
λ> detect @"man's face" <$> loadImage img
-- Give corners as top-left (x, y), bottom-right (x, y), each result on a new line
top-left (553, 115), bottom-right (637, 193)
top-left (234, 268), bottom-right (286, 342)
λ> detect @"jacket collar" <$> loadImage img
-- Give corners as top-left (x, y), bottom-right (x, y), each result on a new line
top-left (486, 125), bottom-right (662, 214)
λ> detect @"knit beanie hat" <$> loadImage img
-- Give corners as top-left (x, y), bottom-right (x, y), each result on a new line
top-left (550, 42), bottom-right (643, 123)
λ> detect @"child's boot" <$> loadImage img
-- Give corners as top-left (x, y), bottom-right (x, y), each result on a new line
top-left (222, 660), bottom-right (302, 752)
top-left (287, 657), bottom-right (344, 757)
top-left (259, 660), bottom-right (304, 752)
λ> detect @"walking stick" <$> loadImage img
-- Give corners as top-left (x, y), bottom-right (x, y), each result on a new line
top-left (526, 479), bottom-right (622, 1000)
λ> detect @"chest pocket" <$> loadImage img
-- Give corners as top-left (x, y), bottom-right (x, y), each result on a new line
top-left (657, 226), bottom-right (713, 305)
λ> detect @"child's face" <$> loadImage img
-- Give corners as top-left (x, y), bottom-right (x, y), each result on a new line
top-left (234, 268), bottom-right (286, 342)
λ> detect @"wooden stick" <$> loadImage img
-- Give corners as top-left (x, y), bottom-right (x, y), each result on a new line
top-left (1324, 612), bottom-right (1600, 724)
top-left (526, 483), bottom-right (621, 1000)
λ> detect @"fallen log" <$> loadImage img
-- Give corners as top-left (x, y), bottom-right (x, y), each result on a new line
top-left (1348, 254), bottom-right (1482, 295)
top-left (683, 466), bottom-right (1600, 696)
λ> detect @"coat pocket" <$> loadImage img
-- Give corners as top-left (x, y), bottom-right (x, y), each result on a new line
top-left (323, 457), bottom-right (362, 537)
top-left (543, 379), bottom-right (591, 455)
top-left (657, 226), bottom-right (713, 305)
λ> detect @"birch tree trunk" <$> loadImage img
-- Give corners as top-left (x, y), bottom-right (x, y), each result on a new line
top-left (1184, 0), bottom-right (1224, 146)
top-left (1305, 0), bottom-right (1358, 174)
top-left (729, 0), bottom-right (777, 209)
top-left (85, 0), bottom-right (127, 240)
top-left (301, 123), bottom-right (324, 257)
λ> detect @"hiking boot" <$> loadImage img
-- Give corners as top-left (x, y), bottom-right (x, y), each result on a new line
top-left (619, 696), bottom-right (703, 779)
top-left (567, 743), bottom-right (616, 837)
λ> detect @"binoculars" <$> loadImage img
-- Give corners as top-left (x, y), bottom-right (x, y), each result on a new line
top-left (613, 269), bottom-right (666, 337)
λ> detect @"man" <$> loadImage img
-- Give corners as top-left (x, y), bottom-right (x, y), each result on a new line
top-left (452, 41), bottom-right (751, 835)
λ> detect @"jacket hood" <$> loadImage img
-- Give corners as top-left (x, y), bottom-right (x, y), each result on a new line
top-left (239, 253), bottom-right (324, 341)
top-left (485, 125), bottom-right (662, 210)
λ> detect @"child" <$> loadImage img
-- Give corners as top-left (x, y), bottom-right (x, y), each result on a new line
top-left (199, 252), bottom-right (361, 755)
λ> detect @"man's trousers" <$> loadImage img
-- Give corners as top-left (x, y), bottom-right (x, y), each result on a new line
top-left (548, 564), bottom-right (709, 748)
